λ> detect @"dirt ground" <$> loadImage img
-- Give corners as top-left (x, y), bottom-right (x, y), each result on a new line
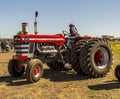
top-left (0, 44), bottom-right (120, 99)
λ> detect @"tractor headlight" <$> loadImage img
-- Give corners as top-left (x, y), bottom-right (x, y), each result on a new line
top-left (24, 36), bottom-right (29, 42)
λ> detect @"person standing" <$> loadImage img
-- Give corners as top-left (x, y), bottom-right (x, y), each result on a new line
top-left (1, 41), bottom-right (6, 52)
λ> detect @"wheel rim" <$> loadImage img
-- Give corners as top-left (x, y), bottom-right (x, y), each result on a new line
top-left (94, 47), bottom-right (109, 69)
top-left (34, 66), bottom-right (40, 77)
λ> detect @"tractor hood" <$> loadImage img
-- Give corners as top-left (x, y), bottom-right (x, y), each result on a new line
top-left (14, 33), bottom-right (66, 46)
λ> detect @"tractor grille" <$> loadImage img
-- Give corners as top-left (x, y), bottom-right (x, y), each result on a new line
top-left (15, 43), bottom-right (34, 57)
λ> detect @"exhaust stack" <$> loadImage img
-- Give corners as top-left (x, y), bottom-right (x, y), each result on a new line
top-left (34, 11), bottom-right (38, 34)
top-left (22, 22), bottom-right (28, 35)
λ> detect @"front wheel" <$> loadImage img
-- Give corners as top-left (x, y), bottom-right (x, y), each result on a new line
top-left (26, 59), bottom-right (43, 83)
top-left (8, 59), bottom-right (25, 77)
top-left (115, 64), bottom-right (120, 81)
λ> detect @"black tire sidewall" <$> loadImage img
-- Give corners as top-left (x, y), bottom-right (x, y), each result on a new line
top-left (115, 65), bottom-right (120, 80)
top-left (71, 40), bottom-right (87, 75)
top-left (8, 59), bottom-right (25, 77)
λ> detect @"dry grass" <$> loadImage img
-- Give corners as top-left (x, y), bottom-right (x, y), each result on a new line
top-left (0, 41), bottom-right (120, 99)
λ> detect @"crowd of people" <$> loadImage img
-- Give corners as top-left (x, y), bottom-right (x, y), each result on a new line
top-left (0, 41), bottom-right (14, 53)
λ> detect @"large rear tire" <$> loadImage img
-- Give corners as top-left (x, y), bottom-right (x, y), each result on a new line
top-left (79, 39), bottom-right (113, 77)
top-left (26, 59), bottom-right (43, 83)
top-left (115, 64), bottom-right (120, 81)
top-left (71, 39), bottom-right (88, 75)
top-left (8, 59), bottom-right (25, 77)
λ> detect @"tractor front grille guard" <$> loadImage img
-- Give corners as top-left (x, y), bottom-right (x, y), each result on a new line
top-left (14, 43), bottom-right (35, 60)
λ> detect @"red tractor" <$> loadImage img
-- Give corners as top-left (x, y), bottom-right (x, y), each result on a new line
top-left (8, 12), bottom-right (113, 83)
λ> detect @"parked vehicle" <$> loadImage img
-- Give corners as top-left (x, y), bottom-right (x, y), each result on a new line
top-left (8, 12), bottom-right (114, 83)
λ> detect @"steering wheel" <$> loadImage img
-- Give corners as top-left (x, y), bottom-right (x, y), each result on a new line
top-left (62, 30), bottom-right (70, 36)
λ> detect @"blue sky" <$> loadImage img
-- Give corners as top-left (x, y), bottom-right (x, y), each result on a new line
top-left (0, 0), bottom-right (120, 38)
